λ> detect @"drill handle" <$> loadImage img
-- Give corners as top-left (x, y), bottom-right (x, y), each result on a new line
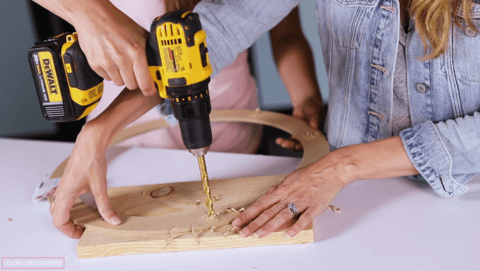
top-left (146, 36), bottom-right (167, 98)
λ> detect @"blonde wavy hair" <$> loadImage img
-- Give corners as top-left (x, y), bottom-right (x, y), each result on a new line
top-left (411, 0), bottom-right (479, 60)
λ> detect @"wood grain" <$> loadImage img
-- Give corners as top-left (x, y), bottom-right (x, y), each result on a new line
top-left (49, 109), bottom-right (329, 258)
top-left (75, 176), bottom-right (314, 258)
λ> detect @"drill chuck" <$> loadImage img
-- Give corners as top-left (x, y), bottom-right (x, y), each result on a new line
top-left (167, 78), bottom-right (212, 151)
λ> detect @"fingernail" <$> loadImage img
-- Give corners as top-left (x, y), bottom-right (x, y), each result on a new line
top-left (232, 218), bottom-right (241, 227)
top-left (111, 216), bottom-right (122, 225)
top-left (240, 228), bottom-right (249, 237)
top-left (253, 230), bottom-right (263, 239)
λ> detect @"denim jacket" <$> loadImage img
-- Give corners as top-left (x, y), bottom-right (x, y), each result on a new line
top-left (193, 0), bottom-right (480, 198)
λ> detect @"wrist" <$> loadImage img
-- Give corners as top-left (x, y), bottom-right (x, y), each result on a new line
top-left (291, 93), bottom-right (322, 109)
top-left (324, 145), bottom-right (363, 185)
top-left (80, 120), bottom-right (112, 151)
top-left (67, 0), bottom-right (112, 28)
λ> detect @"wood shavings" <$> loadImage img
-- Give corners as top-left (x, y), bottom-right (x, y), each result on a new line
top-left (202, 213), bottom-right (219, 221)
top-left (191, 225), bottom-right (204, 245)
top-left (328, 205), bottom-right (341, 213)
top-left (212, 194), bottom-right (222, 202)
top-left (226, 207), bottom-right (245, 214)
top-left (141, 190), bottom-right (146, 196)
top-left (7, 218), bottom-right (12, 222)
top-left (170, 227), bottom-right (178, 240)
top-left (223, 226), bottom-right (240, 238)
top-left (304, 131), bottom-right (318, 139)
top-left (253, 108), bottom-right (262, 117)
top-left (185, 199), bottom-right (203, 206)
top-left (163, 226), bottom-right (178, 249)
top-left (223, 226), bottom-right (234, 238)
top-left (209, 226), bottom-right (217, 232)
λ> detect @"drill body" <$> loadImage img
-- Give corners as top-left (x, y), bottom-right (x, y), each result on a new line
top-left (148, 10), bottom-right (213, 155)
top-left (148, 11), bottom-right (215, 215)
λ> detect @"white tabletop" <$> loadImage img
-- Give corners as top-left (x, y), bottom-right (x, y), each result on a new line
top-left (1, 138), bottom-right (479, 271)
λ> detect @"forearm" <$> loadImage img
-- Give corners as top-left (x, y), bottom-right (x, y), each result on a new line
top-left (331, 136), bottom-right (418, 185)
top-left (31, 0), bottom-right (112, 26)
top-left (85, 88), bottom-right (162, 149)
top-left (270, 26), bottom-right (322, 106)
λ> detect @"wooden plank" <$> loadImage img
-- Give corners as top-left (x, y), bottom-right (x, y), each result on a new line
top-left (74, 175), bottom-right (314, 258)
top-left (49, 110), bottom-right (329, 258)
top-left (78, 224), bottom-right (313, 258)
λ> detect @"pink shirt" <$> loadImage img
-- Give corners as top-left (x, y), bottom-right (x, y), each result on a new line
top-left (87, 0), bottom-right (261, 153)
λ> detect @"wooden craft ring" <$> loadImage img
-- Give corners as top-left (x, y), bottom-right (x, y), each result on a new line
top-left (49, 109), bottom-right (330, 232)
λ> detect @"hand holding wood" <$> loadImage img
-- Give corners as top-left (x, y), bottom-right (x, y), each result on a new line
top-left (50, 126), bottom-right (122, 239)
top-left (276, 95), bottom-right (325, 151)
top-left (232, 151), bottom-right (347, 239)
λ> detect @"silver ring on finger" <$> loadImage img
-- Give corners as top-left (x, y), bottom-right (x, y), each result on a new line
top-left (287, 203), bottom-right (298, 216)
top-left (52, 196), bottom-right (57, 203)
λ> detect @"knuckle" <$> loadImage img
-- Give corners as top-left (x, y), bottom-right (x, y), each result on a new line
top-left (125, 80), bottom-right (138, 90)
top-left (246, 222), bottom-right (260, 231)
top-left (280, 209), bottom-right (293, 218)
top-left (261, 225), bottom-right (274, 233)
top-left (131, 45), bottom-right (145, 57)
top-left (138, 80), bottom-right (152, 91)
top-left (262, 209), bottom-right (277, 218)
top-left (90, 62), bottom-right (102, 72)
top-left (251, 201), bottom-right (265, 210)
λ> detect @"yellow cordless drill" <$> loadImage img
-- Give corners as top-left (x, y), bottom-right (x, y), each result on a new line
top-left (28, 11), bottom-right (215, 215)
top-left (147, 11), bottom-right (215, 215)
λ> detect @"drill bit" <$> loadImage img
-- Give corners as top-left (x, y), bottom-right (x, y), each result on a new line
top-left (197, 155), bottom-right (214, 215)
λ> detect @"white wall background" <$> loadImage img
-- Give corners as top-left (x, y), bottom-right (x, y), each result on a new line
top-left (251, 0), bottom-right (329, 110)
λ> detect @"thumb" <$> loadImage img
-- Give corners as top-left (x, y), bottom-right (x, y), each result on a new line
top-left (307, 112), bottom-right (320, 129)
top-left (91, 182), bottom-right (122, 226)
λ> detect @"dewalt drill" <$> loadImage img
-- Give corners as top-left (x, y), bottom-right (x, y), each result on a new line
top-left (147, 11), bottom-right (215, 215)
top-left (28, 11), bottom-right (215, 215)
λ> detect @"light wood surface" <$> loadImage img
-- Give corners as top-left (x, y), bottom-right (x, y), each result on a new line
top-left (75, 176), bottom-right (314, 258)
top-left (50, 109), bottom-right (329, 258)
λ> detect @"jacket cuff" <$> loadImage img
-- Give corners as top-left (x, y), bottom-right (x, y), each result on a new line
top-left (399, 121), bottom-right (468, 198)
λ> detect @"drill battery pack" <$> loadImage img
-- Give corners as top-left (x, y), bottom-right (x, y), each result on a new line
top-left (28, 33), bottom-right (103, 122)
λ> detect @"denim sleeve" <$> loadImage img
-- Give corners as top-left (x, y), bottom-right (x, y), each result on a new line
top-left (400, 112), bottom-right (480, 198)
top-left (193, 0), bottom-right (300, 76)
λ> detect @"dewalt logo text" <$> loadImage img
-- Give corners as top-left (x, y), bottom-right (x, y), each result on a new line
top-left (38, 51), bottom-right (62, 102)
top-left (43, 59), bottom-right (58, 95)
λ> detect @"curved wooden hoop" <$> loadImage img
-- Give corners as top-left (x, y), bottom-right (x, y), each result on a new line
top-left (50, 109), bottom-right (330, 233)
top-left (50, 109), bottom-right (329, 179)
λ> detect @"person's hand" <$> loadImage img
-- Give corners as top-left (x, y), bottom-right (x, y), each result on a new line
top-left (276, 95), bottom-right (326, 151)
top-left (231, 150), bottom-right (351, 238)
top-left (49, 124), bottom-right (121, 239)
top-left (72, 1), bottom-right (156, 96)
